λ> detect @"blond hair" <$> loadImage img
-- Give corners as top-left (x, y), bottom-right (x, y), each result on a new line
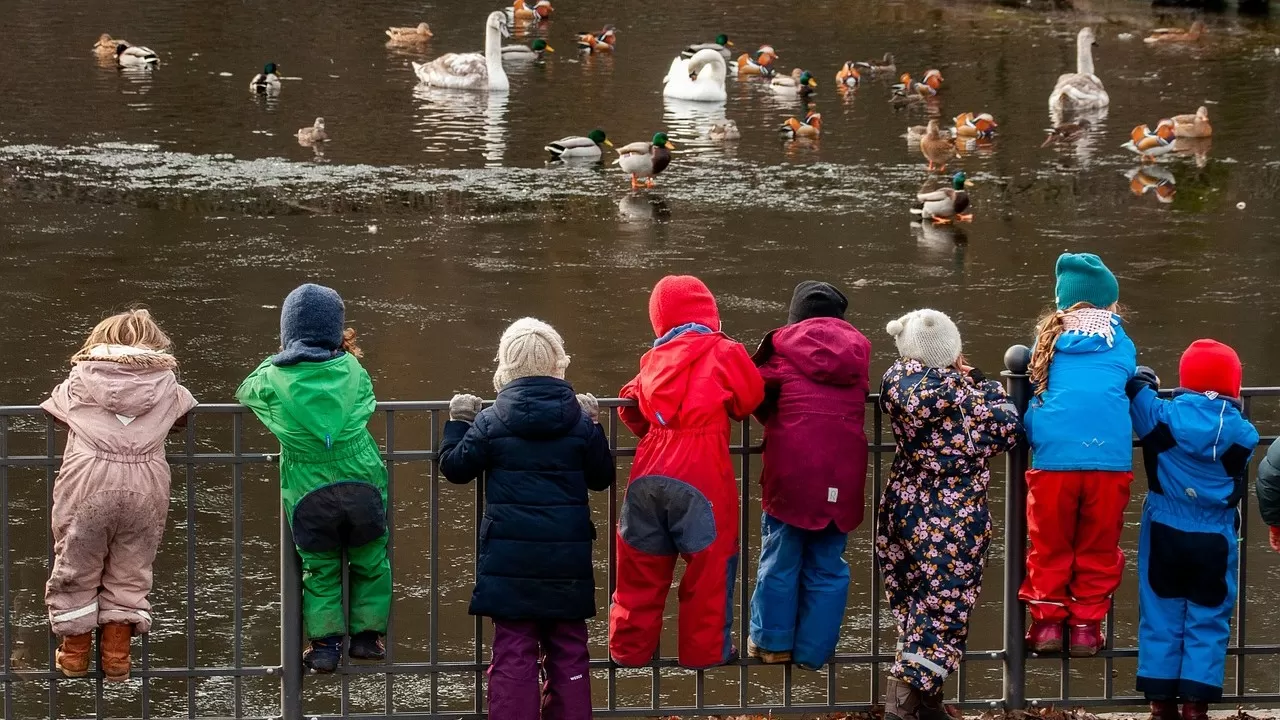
top-left (73, 308), bottom-right (172, 363)
top-left (1028, 301), bottom-right (1122, 396)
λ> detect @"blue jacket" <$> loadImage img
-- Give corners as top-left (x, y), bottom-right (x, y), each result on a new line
top-left (1025, 318), bottom-right (1137, 471)
top-left (1129, 384), bottom-right (1258, 524)
top-left (439, 376), bottom-right (616, 621)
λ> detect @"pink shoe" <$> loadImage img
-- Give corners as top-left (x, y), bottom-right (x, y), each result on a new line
top-left (1025, 621), bottom-right (1064, 654)
top-left (1069, 623), bottom-right (1104, 658)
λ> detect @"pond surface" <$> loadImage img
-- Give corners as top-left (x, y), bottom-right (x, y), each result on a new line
top-left (2, 0), bottom-right (1280, 716)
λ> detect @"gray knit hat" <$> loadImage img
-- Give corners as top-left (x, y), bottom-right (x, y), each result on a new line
top-left (493, 318), bottom-right (571, 392)
top-left (886, 309), bottom-right (962, 369)
top-left (272, 283), bottom-right (345, 367)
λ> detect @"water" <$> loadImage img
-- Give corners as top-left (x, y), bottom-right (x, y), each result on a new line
top-left (3, 0), bottom-right (1280, 716)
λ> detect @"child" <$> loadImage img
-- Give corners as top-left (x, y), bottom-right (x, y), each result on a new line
top-left (608, 275), bottom-right (764, 669)
top-left (747, 281), bottom-right (871, 671)
top-left (1020, 253), bottom-right (1137, 657)
top-left (1128, 340), bottom-right (1258, 720)
top-left (439, 318), bottom-right (615, 720)
top-left (42, 309), bottom-right (198, 681)
top-left (236, 283), bottom-right (390, 672)
top-left (877, 309), bottom-right (1022, 720)
top-left (1258, 439), bottom-right (1280, 554)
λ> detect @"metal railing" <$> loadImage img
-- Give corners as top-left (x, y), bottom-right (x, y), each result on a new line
top-left (0, 349), bottom-right (1277, 719)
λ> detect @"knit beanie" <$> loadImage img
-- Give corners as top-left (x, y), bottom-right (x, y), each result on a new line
top-left (272, 283), bottom-right (345, 367)
top-left (493, 317), bottom-right (571, 392)
top-left (648, 275), bottom-right (721, 337)
top-left (787, 281), bottom-right (848, 324)
top-left (1055, 253), bottom-right (1119, 311)
top-left (886, 309), bottom-right (962, 369)
top-left (1179, 339), bottom-right (1242, 398)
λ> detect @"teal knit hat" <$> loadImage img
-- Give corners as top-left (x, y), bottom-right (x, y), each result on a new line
top-left (1054, 253), bottom-right (1119, 310)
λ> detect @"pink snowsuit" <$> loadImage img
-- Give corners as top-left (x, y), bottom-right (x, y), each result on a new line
top-left (41, 348), bottom-right (197, 637)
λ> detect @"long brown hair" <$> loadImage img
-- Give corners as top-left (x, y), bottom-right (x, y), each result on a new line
top-left (73, 308), bottom-right (172, 363)
top-left (1028, 302), bottom-right (1122, 396)
top-left (341, 327), bottom-right (364, 359)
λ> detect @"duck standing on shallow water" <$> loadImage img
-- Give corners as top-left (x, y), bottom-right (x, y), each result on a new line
top-left (780, 111), bottom-right (821, 139)
top-left (919, 120), bottom-right (956, 171)
top-left (297, 118), bottom-right (328, 145)
top-left (116, 43), bottom-right (158, 68)
top-left (1121, 119), bottom-right (1176, 161)
top-left (577, 26), bottom-right (617, 53)
top-left (614, 132), bottom-right (674, 189)
top-left (912, 171), bottom-right (974, 224)
top-left (503, 39), bottom-right (554, 62)
top-left (545, 129), bottom-right (612, 161)
top-left (1049, 28), bottom-right (1109, 113)
top-left (249, 63), bottom-right (281, 94)
top-left (683, 34), bottom-right (734, 61)
top-left (385, 23), bottom-right (433, 44)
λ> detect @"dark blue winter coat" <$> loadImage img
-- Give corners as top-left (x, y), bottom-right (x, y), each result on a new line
top-left (439, 376), bottom-right (616, 621)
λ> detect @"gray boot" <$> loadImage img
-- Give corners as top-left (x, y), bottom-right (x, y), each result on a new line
top-left (884, 677), bottom-right (923, 720)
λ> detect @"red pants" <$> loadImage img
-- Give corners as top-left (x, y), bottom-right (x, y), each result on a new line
top-left (1019, 469), bottom-right (1133, 624)
top-left (608, 475), bottom-right (739, 669)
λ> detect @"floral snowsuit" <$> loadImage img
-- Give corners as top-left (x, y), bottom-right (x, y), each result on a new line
top-left (875, 359), bottom-right (1022, 692)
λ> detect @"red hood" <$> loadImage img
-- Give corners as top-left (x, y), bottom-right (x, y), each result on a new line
top-left (763, 317), bottom-right (869, 385)
top-left (637, 332), bottom-right (721, 426)
top-left (648, 275), bottom-right (721, 336)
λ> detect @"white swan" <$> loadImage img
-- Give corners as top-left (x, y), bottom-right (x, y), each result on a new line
top-left (412, 11), bottom-right (510, 92)
top-left (1048, 28), bottom-right (1109, 113)
top-left (662, 48), bottom-right (727, 103)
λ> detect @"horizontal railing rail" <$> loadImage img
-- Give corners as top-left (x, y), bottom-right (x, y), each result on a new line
top-left (0, 352), bottom-right (1277, 719)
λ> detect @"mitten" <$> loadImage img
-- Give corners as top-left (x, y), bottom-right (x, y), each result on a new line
top-left (449, 394), bottom-right (483, 423)
top-left (576, 393), bottom-right (599, 423)
top-left (1127, 365), bottom-right (1160, 397)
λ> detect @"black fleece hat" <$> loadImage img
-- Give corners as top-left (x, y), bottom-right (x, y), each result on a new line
top-left (787, 280), bottom-right (848, 324)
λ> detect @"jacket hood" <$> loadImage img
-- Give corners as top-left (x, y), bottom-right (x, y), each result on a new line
top-left (787, 281), bottom-right (848, 325)
top-left (492, 376), bottom-right (582, 439)
top-left (648, 275), bottom-right (721, 337)
top-left (639, 332), bottom-right (721, 426)
top-left (756, 317), bottom-right (868, 385)
top-left (1166, 390), bottom-right (1256, 463)
top-left (270, 354), bottom-right (371, 446)
top-left (1053, 321), bottom-right (1129, 355)
top-left (73, 353), bottom-right (179, 418)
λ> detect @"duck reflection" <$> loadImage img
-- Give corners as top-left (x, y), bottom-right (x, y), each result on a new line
top-left (1126, 165), bottom-right (1176, 204)
top-left (1049, 106), bottom-right (1107, 168)
top-left (1173, 136), bottom-right (1211, 168)
top-left (617, 192), bottom-right (671, 224)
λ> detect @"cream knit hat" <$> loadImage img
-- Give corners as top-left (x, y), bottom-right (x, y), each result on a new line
top-left (886, 309), bottom-right (962, 369)
top-left (493, 317), bottom-right (571, 391)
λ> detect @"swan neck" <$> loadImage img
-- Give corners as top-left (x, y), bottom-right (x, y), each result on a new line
top-left (1076, 37), bottom-right (1095, 76)
top-left (486, 23), bottom-right (504, 68)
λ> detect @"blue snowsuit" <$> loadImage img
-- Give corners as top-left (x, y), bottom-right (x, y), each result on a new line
top-left (1128, 380), bottom-right (1258, 702)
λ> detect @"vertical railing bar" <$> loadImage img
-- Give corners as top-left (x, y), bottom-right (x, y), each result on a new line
top-left (958, 654), bottom-right (967, 703)
top-left (826, 656), bottom-right (836, 706)
top-left (95, 661), bottom-right (104, 717)
top-left (429, 409), bottom-right (440, 716)
top-left (738, 418), bottom-right (750, 708)
top-left (280, 503), bottom-right (304, 720)
top-left (232, 411), bottom-right (244, 719)
top-left (783, 662), bottom-right (792, 707)
top-left (45, 415), bottom-right (59, 719)
top-left (184, 419), bottom-right (197, 718)
top-left (1, 416), bottom-right (12, 720)
top-left (871, 401), bottom-right (883, 703)
top-left (474, 466), bottom-right (485, 716)
top-left (650, 664), bottom-right (660, 710)
top-left (1061, 654), bottom-right (1070, 702)
top-left (607, 406), bottom-right (619, 712)
top-left (1235, 394), bottom-right (1253, 699)
top-left (695, 668), bottom-right (705, 709)
top-left (340, 545), bottom-right (350, 717)
top-left (1002, 352), bottom-right (1031, 710)
top-left (384, 409), bottom-right (396, 715)
top-left (1104, 606), bottom-right (1115, 700)
top-left (141, 633), bottom-right (151, 720)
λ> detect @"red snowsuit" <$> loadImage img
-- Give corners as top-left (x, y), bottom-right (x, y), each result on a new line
top-left (608, 276), bottom-right (765, 669)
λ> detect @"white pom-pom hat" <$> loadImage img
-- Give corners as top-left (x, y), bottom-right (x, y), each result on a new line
top-left (493, 317), bottom-right (571, 391)
top-left (886, 309), bottom-right (963, 369)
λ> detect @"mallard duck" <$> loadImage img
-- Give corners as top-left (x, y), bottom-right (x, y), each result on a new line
top-left (577, 26), bottom-right (617, 53)
top-left (1049, 28), bottom-right (1109, 112)
top-left (1144, 20), bottom-right (1205, 44)
top-left (614, 132), bottom-right (675, 189)
top-left (297, 118), bottom-right (328, 145)
top-left (1171, 105), bottom-right (1212, 138)
top-left (1121, 119), bottom-right (1176, 161)
top-left (249, 63), bottom-right (281, 94)
top-left (682, 34), bottom-right (734, 61)
top-left (912, 171), bottom-right (974, 224)
top-left (503, 39), bottom-right (554, 62)
top-left (412, 11), bottom-right (510, 91)
top-left (954, 112), bottom-right (997, 138)
top-left (546, 129), bottom-right (612, 161)
top-left (663, 48), bottom-right (727, 102)
top-left (771, 69), bottom-right (817, 97)
top-left (116, 44), bottom-right (158, 68)
top-left (920, 120), bottom-right (956, 171)
top-left (853, 52), bottom-right (896, 74)
top-left (780, 111), bottom-right (822, 139)
top-left (512, 0), bottom-right (554, 21)
top-left (386, 23), bottom-right (434, 44)
top-left (1041, 119), bottom-right (1092, 147)
top-left (94, 34), bottom-right (130, 56)
top-left (732, 47), bottom-right (777, 77)
top-left (836, 62), bottom-right (862, 87)
top-left (708, 119), bottom-right (740, 141)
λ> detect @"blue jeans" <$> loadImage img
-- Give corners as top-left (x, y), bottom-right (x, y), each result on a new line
top-left (749, 513), bottom-right (850, 669)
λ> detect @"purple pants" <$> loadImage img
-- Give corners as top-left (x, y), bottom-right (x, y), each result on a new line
top-left (489, 619), bottom-right (593, 720)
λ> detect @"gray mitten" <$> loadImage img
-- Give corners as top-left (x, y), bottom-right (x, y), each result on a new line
top-left (576, 393), bottom-right (599, 423)
top-left (449, 394), bottom-right (483, 423)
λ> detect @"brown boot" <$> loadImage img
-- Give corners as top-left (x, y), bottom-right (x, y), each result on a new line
top-left (884, 676), bottom-right (923, 720)
top-left (55, 634), bottom-right (92, 678)
top-left (1150, 700), bottom-right (1179, 720)
top-left (100, 623), bottom-right (133, 682)
top-left (747, 638), bottom-right (792, 664)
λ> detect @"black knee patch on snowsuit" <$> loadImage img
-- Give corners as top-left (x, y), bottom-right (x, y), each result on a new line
top-left (1148, 521), bottom-right (1229, 608)
top-left (620, 475), bottom-right (716, 555)
top-left (292, 481), bottom-right (387, 552)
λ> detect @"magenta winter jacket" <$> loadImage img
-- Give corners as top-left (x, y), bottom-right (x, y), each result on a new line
top-left (753, 317), bottom-right (871, 533)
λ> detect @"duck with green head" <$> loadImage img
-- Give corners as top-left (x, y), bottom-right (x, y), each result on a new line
top-left (912, 171), bottom-right (974, 224)
top-left (502, 38), bottom-right (554, 62)
top-left (771, 68), bottom-right (817, 96)
top-left (682, 33), bottom-right (734, 61)
top-left (249, 62), bottom-right (281, 94)
top-left (613, 132), bottom-right (675, 189)
top-left (545, 128), bottom-right (613, 161)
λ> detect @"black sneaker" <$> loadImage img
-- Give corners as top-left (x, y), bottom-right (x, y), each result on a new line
top-left (303, 636), bottom-right (343, 673)
top-left (349, 631), bottom-right (385, 661)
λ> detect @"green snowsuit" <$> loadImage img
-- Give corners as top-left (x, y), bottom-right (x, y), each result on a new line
top-left (236, 354), bottom-right (391, 640)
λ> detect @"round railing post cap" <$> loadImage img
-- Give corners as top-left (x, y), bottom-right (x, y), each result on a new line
top-left (1004, 344), bottom-right (1032, 374)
